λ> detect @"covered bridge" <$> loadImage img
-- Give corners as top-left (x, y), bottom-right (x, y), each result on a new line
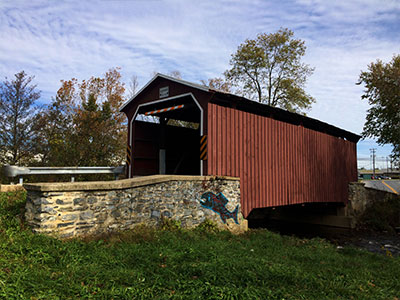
top-left (120, 74), bottom-right (360, 217)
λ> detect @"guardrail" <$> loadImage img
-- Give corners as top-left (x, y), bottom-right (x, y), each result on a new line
top-left (2, 165), bottom-right (125, 184)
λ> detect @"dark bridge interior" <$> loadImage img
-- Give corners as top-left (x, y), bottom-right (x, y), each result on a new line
top-left (132, 95), bottom-right (201, 176)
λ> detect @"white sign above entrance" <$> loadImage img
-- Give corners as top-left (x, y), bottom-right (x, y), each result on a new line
top-left (159, 86), bottom-right (169, 98)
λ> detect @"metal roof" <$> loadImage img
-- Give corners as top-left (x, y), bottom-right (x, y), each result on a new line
top-left (120, 73), bottom-right (361, 143)
top-left (209, 91), bottom-right (361, 143)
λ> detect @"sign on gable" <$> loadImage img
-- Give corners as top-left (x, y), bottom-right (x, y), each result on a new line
top-left (159, 86), bottom-right (169, 98)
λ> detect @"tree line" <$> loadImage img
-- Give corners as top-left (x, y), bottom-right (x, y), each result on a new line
top-left (0, 68), bottom-right (127, 168)
top-left (0, 28), bottom-right (398, 171)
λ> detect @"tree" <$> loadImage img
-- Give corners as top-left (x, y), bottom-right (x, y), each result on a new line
top-left (168, 70), bottom-right (182, 79)
top-left (225, 28), bottom-right (315, 113)
top-left (201, 77), bottom-right (233, 93)
top-left (33, 79), bottom-right (76, 166)
top-left (0, 71), bottom-right (40, 165)
top-left (127, 75), bottom-right (139, 99)
top-left (151, 70), bottom-right (182, 79)
top-left (36, 68), bottom-right (127, 167)
top-left (358, 55), bottom-right (400, 164)
top-left (70, 93), bottom-right (120, 166)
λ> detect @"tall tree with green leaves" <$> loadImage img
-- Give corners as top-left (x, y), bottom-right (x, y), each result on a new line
top-left (358, 55), bottom-right (400, 164)
top-left (225, 28), bottom-right (315, 113)
top-left (0, 71), bottom-right (40, 165)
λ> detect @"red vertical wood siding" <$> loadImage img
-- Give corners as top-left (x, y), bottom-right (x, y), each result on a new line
top-left (207, 103), bottom-right (358, 217)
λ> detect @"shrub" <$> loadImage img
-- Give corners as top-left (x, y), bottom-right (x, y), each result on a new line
top-left (159, 216), bottom-right (182, 231)
top-left (195, 218), bottom-right (220, 234)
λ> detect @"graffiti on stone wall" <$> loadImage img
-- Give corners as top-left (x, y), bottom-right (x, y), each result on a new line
top-left (200, 192), bottom-right (239, 224)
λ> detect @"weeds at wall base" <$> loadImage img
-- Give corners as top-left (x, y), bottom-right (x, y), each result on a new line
top-left (359, 194), bottom-right (400, 232)
top-left (194, 218), bottom-right (221, 234)
top-left (79, 219), bottom-right (223, 245)
top-left (159, 216), bottom-right (182, 232)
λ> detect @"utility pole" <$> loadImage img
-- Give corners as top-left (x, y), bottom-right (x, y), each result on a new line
top-left (386, 156), bottom-right (389, 172)
top-left (382, 156), bottom-right (385, 172)
top-left (370, 148), bottom-right (376, 179)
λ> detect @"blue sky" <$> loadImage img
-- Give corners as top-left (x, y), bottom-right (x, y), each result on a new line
top-left (1, 0), bottom-right (399, 168)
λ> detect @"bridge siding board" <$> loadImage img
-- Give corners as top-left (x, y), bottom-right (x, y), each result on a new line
top-left (207, 103), bottom-right (357, 217)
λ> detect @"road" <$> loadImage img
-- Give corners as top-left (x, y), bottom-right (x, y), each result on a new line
top-left (363, 180), bottom-right (400, 195)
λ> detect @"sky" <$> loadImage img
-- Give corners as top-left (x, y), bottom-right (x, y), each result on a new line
top-left (0, 0), bottom-right (399, 169)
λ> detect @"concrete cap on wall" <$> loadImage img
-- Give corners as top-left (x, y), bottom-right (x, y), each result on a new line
top-left (23, 175), bottom-right (240, 192)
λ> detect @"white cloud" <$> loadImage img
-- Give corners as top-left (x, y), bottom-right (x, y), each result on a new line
top-left (0, 0), bottom-right (399, 137)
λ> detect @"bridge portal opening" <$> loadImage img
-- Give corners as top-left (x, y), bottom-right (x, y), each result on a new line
top-left (130, 94), bottom-right (202, 176)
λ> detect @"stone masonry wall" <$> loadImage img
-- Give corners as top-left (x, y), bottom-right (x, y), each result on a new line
top-left (24, 175), bottom-right (246, 238)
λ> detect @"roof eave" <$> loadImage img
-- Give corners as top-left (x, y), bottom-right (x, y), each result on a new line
top-left (210, 91), bottom-right (361, 143)
top-left (119, 73), bottom-right (210, 113)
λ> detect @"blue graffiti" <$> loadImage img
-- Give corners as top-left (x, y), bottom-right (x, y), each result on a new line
top-left (199, 192), bottom-right (239, 224)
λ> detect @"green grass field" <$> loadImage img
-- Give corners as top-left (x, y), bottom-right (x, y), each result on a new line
top-left (0, 191), bottom-right (399, 299)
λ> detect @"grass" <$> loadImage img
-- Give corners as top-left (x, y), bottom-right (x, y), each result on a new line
top-left (0, 192), bottom-right (399, 299)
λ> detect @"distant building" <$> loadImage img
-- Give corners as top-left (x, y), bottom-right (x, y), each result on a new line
top-left (358, 169), bottom-right (400, 180)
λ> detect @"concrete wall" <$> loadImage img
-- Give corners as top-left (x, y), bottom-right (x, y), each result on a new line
top-left (24, 175), bottom-right (247, 238)
top-left (348, 182), bottom-right (400, 227)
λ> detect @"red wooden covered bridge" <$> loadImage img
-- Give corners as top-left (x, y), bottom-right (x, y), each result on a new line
top-left (120, 74), bottom-right (360, 218)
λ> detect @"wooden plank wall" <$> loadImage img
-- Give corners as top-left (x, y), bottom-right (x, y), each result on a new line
top-left (207, 103), bottom-right (358, 217)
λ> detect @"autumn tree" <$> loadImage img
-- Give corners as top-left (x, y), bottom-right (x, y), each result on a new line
top-left (358, 55), bottom-right (400, 164)
top-left (225, 28), bottom-right (315, 112)
top-left (74, 68), bottom-right (126, 166)
top-left (36, 68), bottom-right (127, 167)
top-left (33, 79), bottom-right (76, 166)
top-left (0, 71), bottom-right (41, 165)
